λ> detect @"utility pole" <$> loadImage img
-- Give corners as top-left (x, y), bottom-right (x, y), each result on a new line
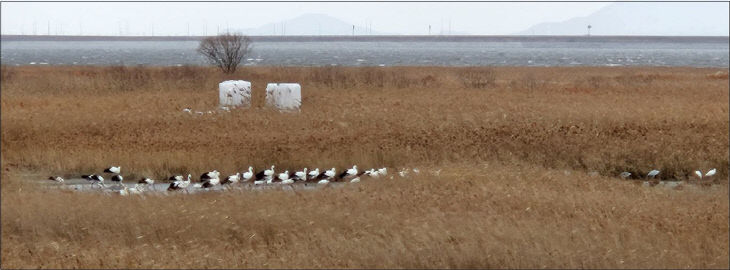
top-left (428, 25), bottom-right (431, 35)
top-left (352, 25), bottom-right (355, 36)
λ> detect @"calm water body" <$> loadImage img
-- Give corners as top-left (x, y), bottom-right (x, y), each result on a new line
top-left (1, 40), bottom-right (728, 67)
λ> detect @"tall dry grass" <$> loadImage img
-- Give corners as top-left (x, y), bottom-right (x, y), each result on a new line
top-left (1, 66), bottom-right (727, 179)
top-left (1, 65), bottom-right (728, 268)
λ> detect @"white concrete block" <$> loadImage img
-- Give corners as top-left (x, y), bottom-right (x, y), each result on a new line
top-left (219, 80), bottom-right (251, 108)
top-left (265, 83), bottom-right (302, 111)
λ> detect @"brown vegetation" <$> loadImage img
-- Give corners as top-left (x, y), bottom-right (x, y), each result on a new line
top-left (1, 65), bottom-right (728, 268)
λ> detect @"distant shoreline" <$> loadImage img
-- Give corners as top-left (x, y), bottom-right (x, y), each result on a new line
top-left (2, 34), bottom-right (728, 43)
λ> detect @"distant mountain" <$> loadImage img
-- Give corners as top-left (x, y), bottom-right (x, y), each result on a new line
top-left (516, 2), bottom-right (729, 36)
top-left (236, 13), bottom-right (393, 36)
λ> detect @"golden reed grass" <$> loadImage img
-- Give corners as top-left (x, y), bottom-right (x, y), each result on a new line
top-left (1, 65), bottom-right (728, 268)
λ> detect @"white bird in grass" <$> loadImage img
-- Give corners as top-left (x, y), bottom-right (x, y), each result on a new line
top-left (308, 168), bottom-right (320, 180)
top-left (694, 170), bottom-right (703, 179)
top-left (647, 170), bottom-right (660, 179)
top-left (317, 179), bottom-right (330, 185)
top-left (292, 168), bottom-right (308, 181)
top-left (350, 177), bottom-right (361, 183)
top-left (398, 169), bottom-right (408, 178)
top-left (104, 166), bottom-right (121, 174)
top-left (48, 176), bottom-right (65, 184)
top-left (619, 172), bottom-right (632, 179)
top-left (277, 170), bottom-right (290, 182)
top-left (378, 167), bottom-right (387, 176)
top-left (338, 165), bottom-right (358, 180)
top-left (83, 174), bottom-right (105, 188)
top-left (323, 167), bottom-right (336, 179)
top-left (200, 170), bottom-right (220, 182)
top-left (222, 173), bottom-right (240, 185)
top-left (167, 174), bottom-right (191, 192)
top-left (705, 168), bottom-right (717, 178)
top-left (255, 166), bottom-right (275, 180)
top-left (182, 108), bottom-right (192, 113)
top-left (119, 183), bottom-right (143, 196)
top-left (198, 177), bottom-right (221, 189)
top-left (412, 168), bottom-right (420, 174)
top-left (111, 174), bottom-right (124, 186)
top-left (242, 166), bottom-right (254, 182)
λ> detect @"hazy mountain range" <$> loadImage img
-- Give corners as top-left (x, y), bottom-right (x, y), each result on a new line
top-left (516, 2), bottom-right (729, 36)
top-left (231, 3), bottom-right (728, 36)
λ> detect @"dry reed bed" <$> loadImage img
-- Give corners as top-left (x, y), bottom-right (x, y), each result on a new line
top-left (1, 66), bottom-right (728, 268)
top-left (2, 165), bottom-right (728, 268)
top-left (1, 66), bottom-right (728, 179)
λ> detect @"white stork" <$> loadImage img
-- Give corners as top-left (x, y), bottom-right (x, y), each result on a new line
top-left (48, 176), bottom-right (65, 184)
top-left (308, 168), bottom-right (320, 180)
top-left (242, 166), bottom-right (254, 182)
top-left (104, 166), bottom-right (121, 174)
top-left (647, 170), bottom-right (660, 179)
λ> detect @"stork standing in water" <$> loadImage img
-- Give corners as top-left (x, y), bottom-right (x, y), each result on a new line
top-left (83, 174), bottom-right (105, 188)
top-left (104, 166), bottom-right (121, 174)
top-left (337, 165), bottom-right (358, 181)
top-left (276, 170), bottom-right (291, 183)
top-left (200, 170), bottom-right (220, 182)
top-left (646, 169), bottom-right (660, 179)
top-left (291, 168), bottom-right (308, 182)
top-left (255, 166), bottom-right (275, 181)
top-left (241, 167), bottom-right (254, 182)
top-left (168, 174), bottom-right (191, 193)
top-left (48, 176), bottom-right (65, 184)
top-left (308, 168), bottom-right (320, 180)
top-left (221, 173), bottom-right (240, 190)
top-left (110, 174), bottom-right (124, 186)
top-left (138, 177), bottom-right (155, 190)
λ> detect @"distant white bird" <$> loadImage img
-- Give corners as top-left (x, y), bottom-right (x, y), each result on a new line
top-left (323, 167), bottom-right (336, 179)
top-left (138, 177), bottom-right (154, 185)
top-left (182, 108), bottom-right (192, 113)
top-left (308, 168), bottom-right (320, 179)
top-left (412, 168), bottom-right (420, 174)
top-left (338, 165), bottom-right (358, 180)
top-left (317, 179), bottom-right (330, 185)
top-left (111, 174), bottom-right (124, 185)
top-left (350, 177), bottom-right (361, 183)
top-left (195, 111), bottom-right (204, 115)
top-left (200, 177), bottom-right (221, 188)
top-left (167, 174), bottom-right (191, 192)
top-left (281, 178), bottom-right (295, 185)
top-left (255, 166), bottom-right (275, 180)
top-left (242, 166), bottom-right (254, 182)
top-left (254, 179), bottom-right (266, 185)
top-left (694, 170), bottom-right (703, 179)
top-left (104, 166), bottom-right (121, 174)
top-left (222, 173), bottom-right (240, 185)
top-left (48, 176), bottom-right (64, 183)
top-left (292, 168), bottom-right (308, 181)
top-left (705, 168), bottom-right (717, 178)
top-left (647, 170), bottom-right (660, 179)
top-left (83, 174), bottom-right (105, 188)
top-left (120, 183), bottom-right (143, 196)
top-left (619, 172), bottom-right (632, 179)
top-left (200, 170), bottom-right (220, 182)
top-left (378, 167), bottom-right (387, 176)
top-left (398, 169), bottom-right (408, 178)
top-left (277, 170), bottom-right (290, 182)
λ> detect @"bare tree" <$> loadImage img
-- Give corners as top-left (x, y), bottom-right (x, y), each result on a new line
top-left (197, 33), bottom-right (252, 73)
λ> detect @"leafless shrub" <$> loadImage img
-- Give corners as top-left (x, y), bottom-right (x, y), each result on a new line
top-left (197, 33), bottom-right (252, 73)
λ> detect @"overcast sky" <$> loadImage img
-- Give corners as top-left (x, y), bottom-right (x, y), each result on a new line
top-left (1, 2), bottom-right (727, 36)
top-left (1, 2), bottom-right (616, 36)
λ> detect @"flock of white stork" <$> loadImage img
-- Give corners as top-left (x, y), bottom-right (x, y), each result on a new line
top-left (46, 165), bottom-right (437, 196)
top-left (45, 166), bottom-right (718, 195)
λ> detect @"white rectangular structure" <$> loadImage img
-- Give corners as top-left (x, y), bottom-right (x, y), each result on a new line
top-left (219, 80), bottom-right (252, 108)
top-left (265, 83), bottom-right (302, 111)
